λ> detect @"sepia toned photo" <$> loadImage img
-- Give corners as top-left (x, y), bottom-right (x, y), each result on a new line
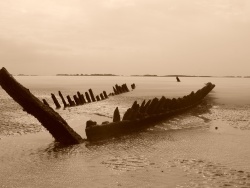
top-left (0, 1), bottom-right (250, 187)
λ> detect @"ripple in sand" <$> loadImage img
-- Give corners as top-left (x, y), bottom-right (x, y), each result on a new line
top-left (203, 105), bottom-right (250, 130)
top-left (172, 158), bottom-right (250, 188)
top-left (102, 155), bottom-right (150, 172)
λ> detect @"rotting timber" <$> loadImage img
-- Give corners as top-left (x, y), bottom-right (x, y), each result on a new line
top-left (85, 82), bottom-right (215, 141)
top-left (0, 67), bottom-right (83, 145)
top-left (0, 67), bottom-right (215, 144)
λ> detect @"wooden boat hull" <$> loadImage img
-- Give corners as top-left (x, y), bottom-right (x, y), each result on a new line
top-left (86, 83), bottom-right (215, 141)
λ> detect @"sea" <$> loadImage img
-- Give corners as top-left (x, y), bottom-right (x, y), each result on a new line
top-left (0, 76), bottom-right (250, 188)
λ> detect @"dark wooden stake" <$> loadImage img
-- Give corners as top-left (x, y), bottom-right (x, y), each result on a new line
top-left (113, 107), bottom-right (121, 122)
top-left (59, 91), bottom-right (68, 108)
top-left (67, 95), bottom-right (75, 107)
top-left (103, 91), bottom-right (108, 99)
top-left (89, 89), bottom-right (96, 102)
top-left (100, 93), bottom-right (104, 100)
top-left (96, 95), bottom-right (100, 101)
top-left (51, 93), bottom-right (61, 109)
top-left (42, 99), bottom-right (50, 107)
top-left (85, 92), bottom-right (91, 103)
top-left (80, 94), bottom-right (86, 104)
top-left (73, 95), bottom-right (80, 106)
top-left (77, 91), bottom-right (84, 105)
top-left (113, 86), bottom-right (118, 95)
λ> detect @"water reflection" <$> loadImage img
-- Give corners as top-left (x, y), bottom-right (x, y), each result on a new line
top-left (42, 142), bottom-right (81, 157)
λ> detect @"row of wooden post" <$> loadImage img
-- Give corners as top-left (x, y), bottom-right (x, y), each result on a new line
top-left (44, 83), bottom-right (136, 109)
top-left (44, 89), bottom-right (109, 109)
top-left (109, 83), bottom-right (131, 96)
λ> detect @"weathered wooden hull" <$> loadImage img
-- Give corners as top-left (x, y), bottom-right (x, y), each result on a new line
top-left (86, 102), bottom-right (197, 141)
top-left (86, 83), bottom-right (215, 141)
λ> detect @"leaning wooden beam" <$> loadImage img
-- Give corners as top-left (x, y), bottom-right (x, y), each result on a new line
top-left (0, 67), bottom-right (83, 145)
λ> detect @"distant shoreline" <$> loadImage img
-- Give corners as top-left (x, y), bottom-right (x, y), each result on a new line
top-left (56, 74), bottom-right (117, 76)
top-left (14, 74), bottom-right (250, 78)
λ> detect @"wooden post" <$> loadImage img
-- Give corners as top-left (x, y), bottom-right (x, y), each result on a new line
top-left (122, 108), bottom-right (132, 120)
top-left (155, 96), bottom-right (167, 113)
top-left (139, 100), bottom-right (146, 113)
top-left (131, 83), bottom-right (136, 90)
top-left (131, 101), bottom-right (138, 109)
top-left (58, 91), bottom-right (68, 108)
top-left (142, 100), bottom-right (151, 114)
top-left (89, 89), bottom-right (96, 102)
top-left (124, 84), bottom-right (129, 92)
top-left (113, 107), bottom-right (120, 122)
top-left (115, 84), bottom-right (121, 94)
top-left (73, 95), bottom-right (80, 106)
top-left (113, 87), bottom-right (118, 95)
top-left (67, 95), bottom-right (75, 106)
top-left (80, 94), bottom-right (86, 104)
top-left (85, 92), bottom-right (91, 103)
top-left (122, 84), bottom-right (128, 93)
top-left (96, 95), bottom-right (100, 101)
top-left (103, 91), bottom-right (108, 99)
top-left (100, 93), bottom-right (104, 100)
top-left (77, 91), bottom-right (84, 105)
top-left (51, 93), bottom-right (61, 109)
top-left (147, 98), bottom-right (159, 114)
top-left (42, 99), bottom-right (50, 107)
top-left (0, 67), bottom-right (83, 145)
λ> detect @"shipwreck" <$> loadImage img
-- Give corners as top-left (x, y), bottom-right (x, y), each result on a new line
top-left (0, 67), bottom-right (215, 145)
top-left (85, 82), bottom-right (215, 141)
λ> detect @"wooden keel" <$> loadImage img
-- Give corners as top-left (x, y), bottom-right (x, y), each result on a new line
top-left (0, 67), bottom-right (83, 145)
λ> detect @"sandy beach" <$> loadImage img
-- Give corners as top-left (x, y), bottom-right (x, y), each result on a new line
top-left (0, 76), bottom-right (250, 187)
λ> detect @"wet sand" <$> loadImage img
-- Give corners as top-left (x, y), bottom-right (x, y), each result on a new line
top-left (0, 76), bottom-right (250, 187)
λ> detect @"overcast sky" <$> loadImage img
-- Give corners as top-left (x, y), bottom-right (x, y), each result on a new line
top-left (0, 0), bottom-right (250, 76)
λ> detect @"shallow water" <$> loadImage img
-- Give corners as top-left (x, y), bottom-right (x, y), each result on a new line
top-left (0, 76), bottom-right (250, 187)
